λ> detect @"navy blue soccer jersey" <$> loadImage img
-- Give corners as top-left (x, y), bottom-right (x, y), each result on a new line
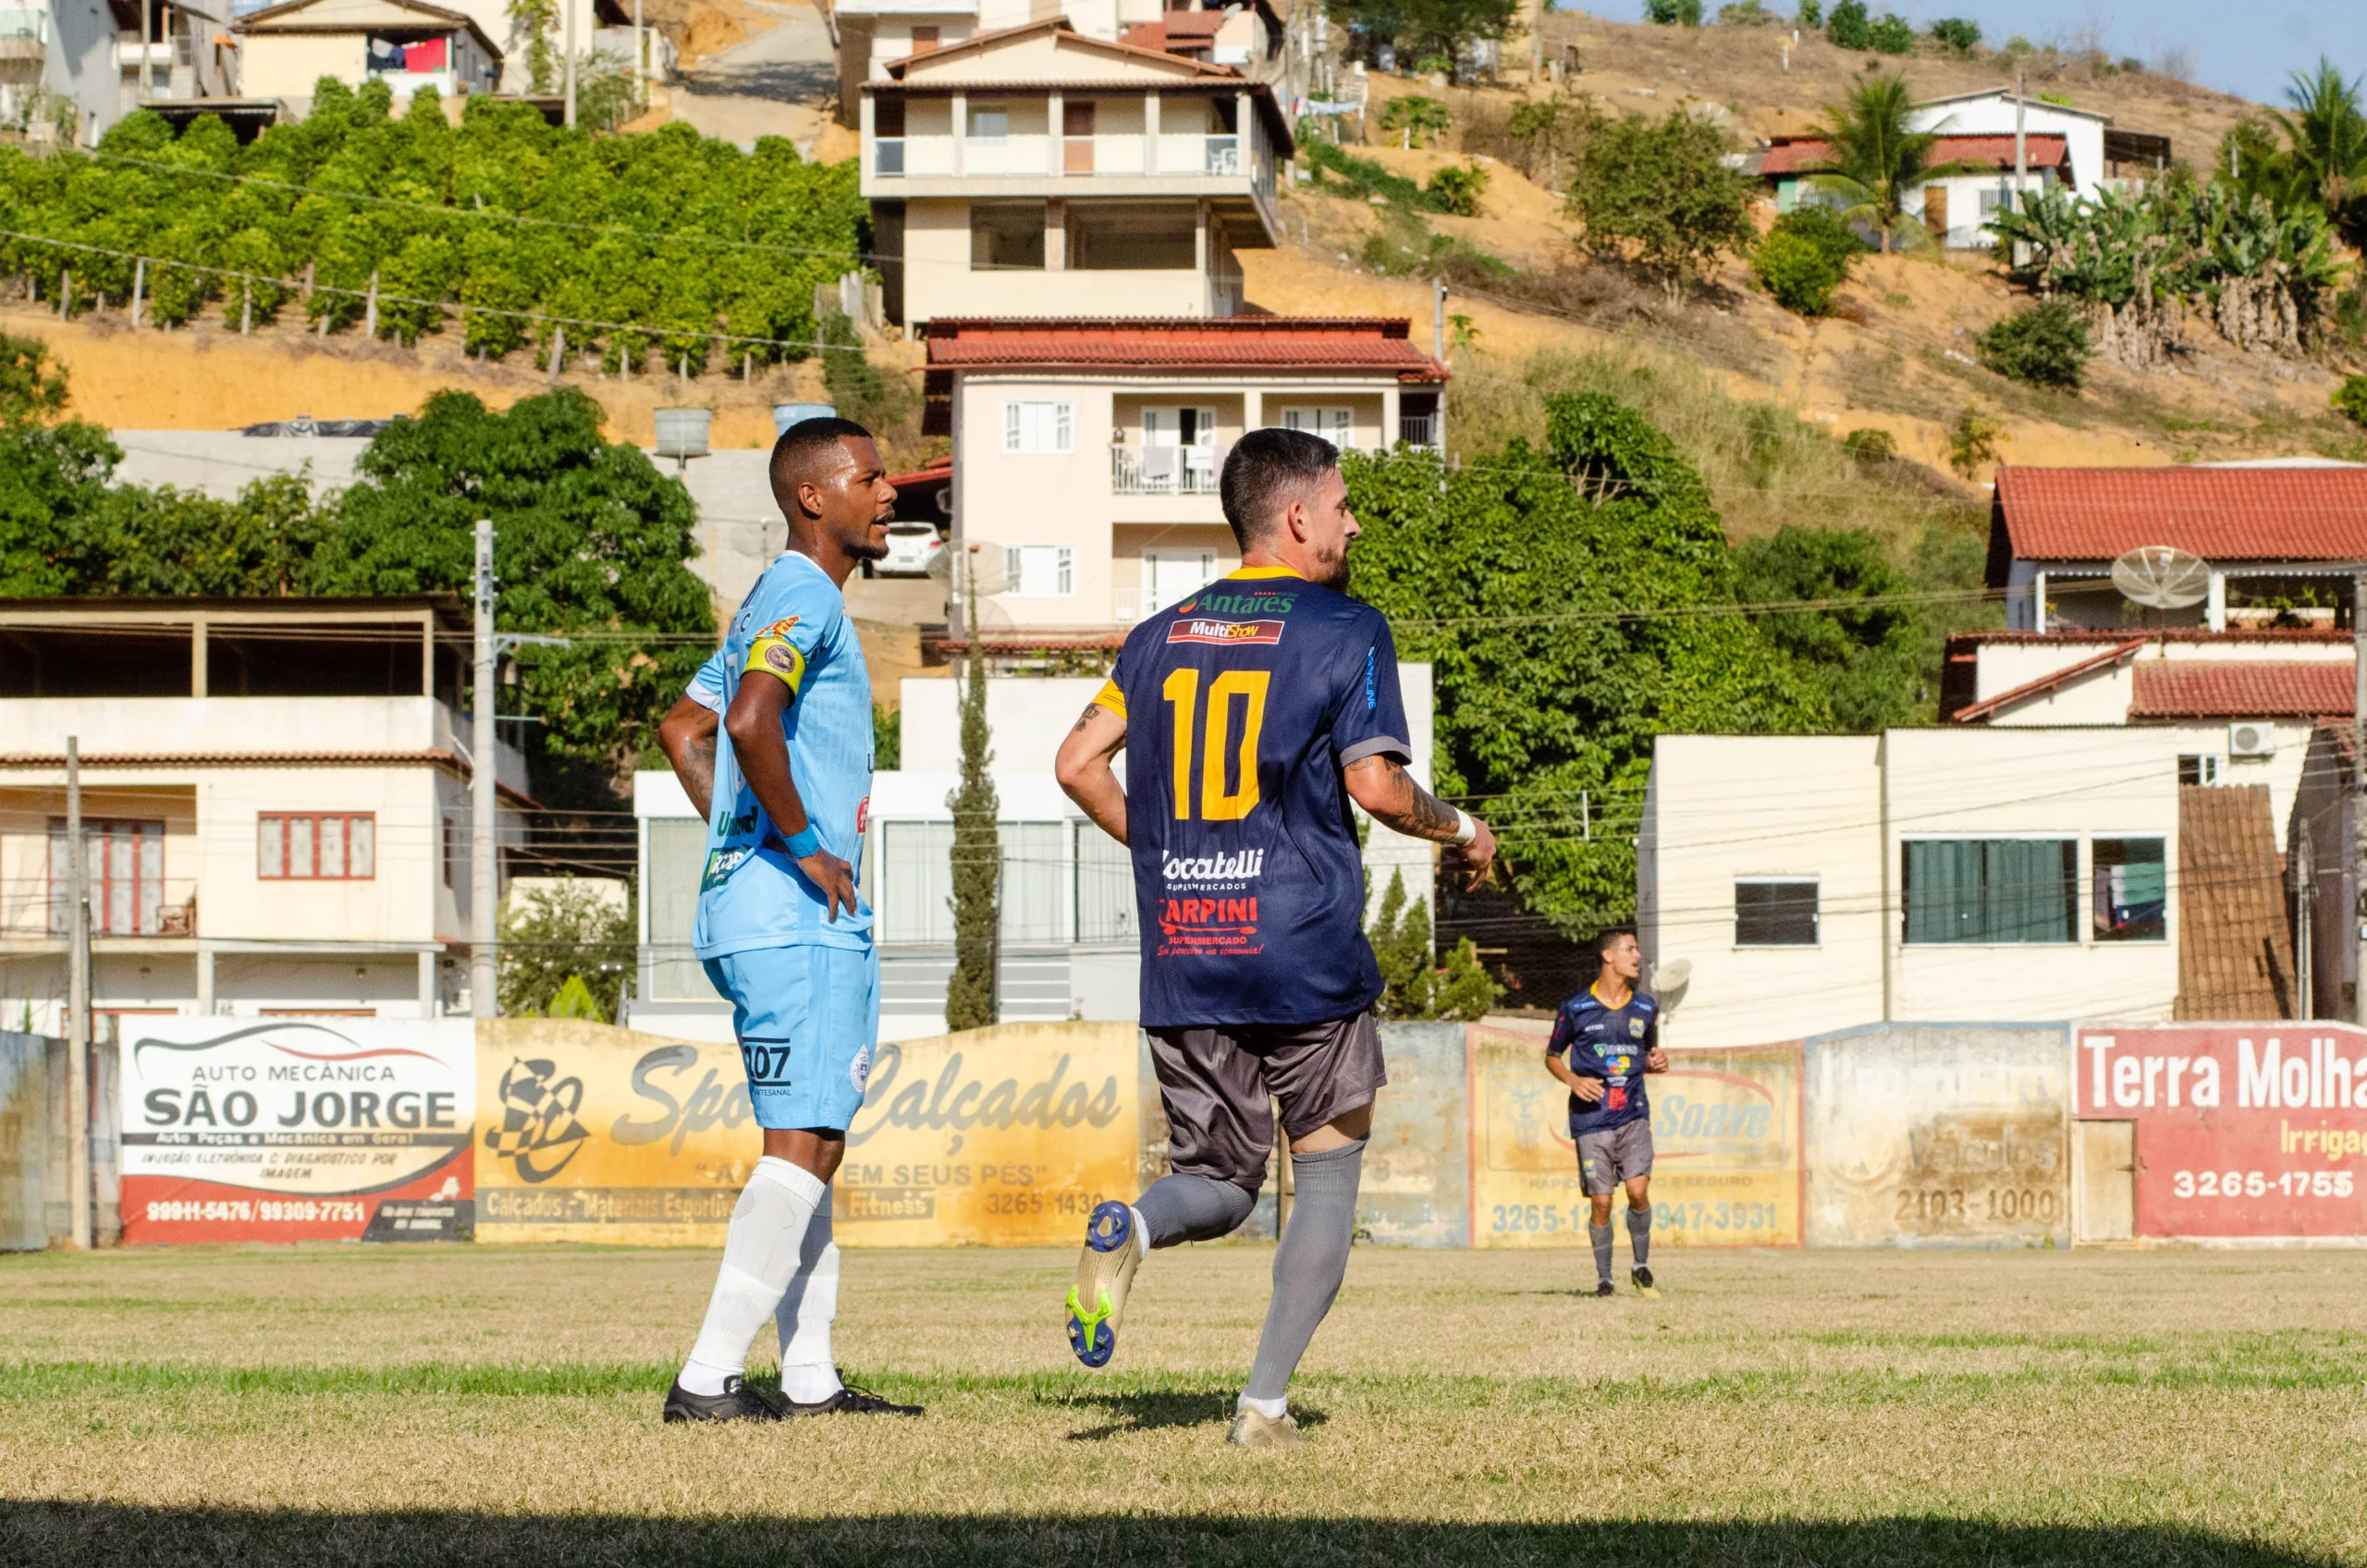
top-left (1547, 984), bottom-right (1659, 1135)
top-left (1098, 567), bottom-right (1411, 1028)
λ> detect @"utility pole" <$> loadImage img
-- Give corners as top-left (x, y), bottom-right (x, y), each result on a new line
top-left (2355, 570), bottom-right (2366, 1026)
top-left (472, 521), bottom-right (499, 1022)
top-left (2296, 819), bottom-right (2314, 1021)
top-left (634, 0), bottom-right (646, 111)
top-left (2011, 67), bottom-right (2029, 270)
top-left (65, 736), bottom-right (91, 1251)
top-left (1432, 278), bottom-right (1447, 362)
top-left (564, 0), bottom-right (578, 129)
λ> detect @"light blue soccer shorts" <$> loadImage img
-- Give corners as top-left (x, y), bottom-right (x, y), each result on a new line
top-left (702, 943), bottom-right (879, 1132)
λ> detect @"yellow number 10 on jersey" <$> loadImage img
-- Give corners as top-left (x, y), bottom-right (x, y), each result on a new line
top-left (1162, 668), bottom-right (1270, 821)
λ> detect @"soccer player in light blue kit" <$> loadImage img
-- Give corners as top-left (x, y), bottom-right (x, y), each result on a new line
top-left (660, 417), bottom-right (922, 1423)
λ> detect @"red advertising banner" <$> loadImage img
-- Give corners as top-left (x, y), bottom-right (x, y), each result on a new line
top-left (2074, 1025), bottom-right (2367, 1239)
top-left (119, 1019), bottom-right (476, 1243)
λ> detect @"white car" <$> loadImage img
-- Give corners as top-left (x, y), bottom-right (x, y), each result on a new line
top-left (878, 522), bottom-right (945, 577)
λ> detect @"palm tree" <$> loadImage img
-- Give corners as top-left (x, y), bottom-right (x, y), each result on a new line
top-left (1799, 75), bottom-right (1991, 252)
top-left (2271, 57), bottom-right (2367, 244)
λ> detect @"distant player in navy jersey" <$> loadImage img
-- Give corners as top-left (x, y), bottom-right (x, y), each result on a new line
top-left (1054, 426), bottom-right (1495, 1450)
top-left (1547, 927), bottom-right (1671, 1298)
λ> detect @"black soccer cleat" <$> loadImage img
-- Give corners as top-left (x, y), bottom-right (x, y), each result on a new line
top-left (1593, 1280), bottom-right (1616, 1298)
top-left (1631, 1266), bottom-right (1661, 1299)
top-left (783, 1381), bottom-right (925, 1417)
top-left (662, 1376), bottom-right (783, 1424)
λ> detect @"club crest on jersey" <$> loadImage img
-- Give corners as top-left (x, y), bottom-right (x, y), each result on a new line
top-left (755, 616), bottom-right (801, 639)
top-left (1629, 1016), bottom-right (1646, 1037)
top-left (1168, 618), bottom-right (1285, 646)
top-left (848, 1042), bottom-right (871, 1094)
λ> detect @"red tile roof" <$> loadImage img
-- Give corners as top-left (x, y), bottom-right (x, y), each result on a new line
top-left (1951, 636), bottom-right (2147, 723)
top-left (1993, 466), bottom-right (2367, 565)
top-left (2129, 660), bottom-right (2357, 719)
top-left (1760, 133), bottom-right (2068, 177)
top-left (924, 318), bottom-right (1449, 380)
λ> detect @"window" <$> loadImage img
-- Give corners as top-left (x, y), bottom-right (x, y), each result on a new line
top-left (1068, 202), bottom-right (1197, 270)
top-left (259, 814), bottom-right (375, 880)
top-left (1000, 822), bottom-right (1065, 943)
top-left (2092, 838), bottom-right (2167, 943)
top-left (442, 815), bottom-right (457, 888)
top-left (1002, 400), bottom-right (1073, 453)
top-left (1144, 548), bottom-right (1220, 613)
top-left (49, 818), bottom-right (165, 937)
top-left (2177, 753), bottom-right (2222, 787)
top-left (1901, 839), bottom-right (2077, 944)
top-left (908, 24), bottom-right (938, 53)
top-left (966, 102), bottom-right (1008, 140)
top-left (1004, 544), bottom-right (1075, 597)
top-left (1075, 823), bottom-right (1135, 941)
top-left (1735, 878), bottom-right (1819, 947)
top-left (881, 820), bottom-right (954, 943)
top-left (644, 817), bottom-right (718, 999)
top-left (969, 201), bottom-right (1045, 271)
top-left (1282, 406), bottom-right (1355, 444)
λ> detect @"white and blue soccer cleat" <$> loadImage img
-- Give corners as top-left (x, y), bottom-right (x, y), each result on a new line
top-left (1065, 1200), bottom-right (1145, 1369)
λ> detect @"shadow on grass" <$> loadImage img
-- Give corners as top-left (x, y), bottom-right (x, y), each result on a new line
top-left (1031, 1383), bottom-right (1333, 1441)
top-left (0, 1504), bottom-right (2341, 1568)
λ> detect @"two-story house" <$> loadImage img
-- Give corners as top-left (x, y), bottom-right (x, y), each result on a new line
top-left (2, 0), bottom-right (242, 145)
top-left (0, 599), bottom-right (529, 1034)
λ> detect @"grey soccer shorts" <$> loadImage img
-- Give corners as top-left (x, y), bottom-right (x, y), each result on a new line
top-left (1145, 1011), bottom-right (1387, 1193)
top-left (1576, 1120), bottom-right (1654, 1195)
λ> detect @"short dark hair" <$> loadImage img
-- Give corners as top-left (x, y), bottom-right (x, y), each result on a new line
top-left (1593, 925), bottom-right (1637, 960)
top-left (1219, 426), bottom-right (1339, 551)
top-left (768, 415), bottom-right (876, 515)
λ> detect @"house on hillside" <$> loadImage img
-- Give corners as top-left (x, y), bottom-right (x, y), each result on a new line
top-left (859, 18), bottom-right (1292, 325)
top-left (1986, 464), bottom-right (2367, 633)
top-left (0, 598), bottom-right (530, 1031)
top-left (234, 0), bottom-right (500, 106)
top-left (924, 314), bottom-right (1444, 640)
top-left (2, 0), bottom-right (245, 145)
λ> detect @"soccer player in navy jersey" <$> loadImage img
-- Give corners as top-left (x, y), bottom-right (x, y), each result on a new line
top-left (1546, 927), bottom-right (1671, 1299)
top-left (1054, 427), bottom-right (1495, 1450)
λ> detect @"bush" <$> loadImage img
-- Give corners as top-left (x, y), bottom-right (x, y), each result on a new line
top-left (1772, 204), bottom-right (1870, 271)
top-left (1866, 12), bottom-right (1915, 52)
top-left (1928, 17), bottom-right (1980, 50)
top-left (1754, 228), bottom-right (1847, 314)
top-left (1824, 0), bottom-right (1870, 48)
top-left (2336, 375), bottom-right (2367, 427)
top-left (1948, 404), bottom-right (2004, 477)
top-left (1796, 0), bottom-right (1821, 23)
top-left (1843, 427), bottom-right (1897, 461)
top-left (1716, 0), bottom-right (1775, 24)
top-left (1425, 162), bottom-right (1490, 215)
top-left (1568, 109), bottom-right (1754, 297)
top-left (1644, 0), bottom-right (1703, 23)
top-left (1975, 300), bottom-right (2093, 389)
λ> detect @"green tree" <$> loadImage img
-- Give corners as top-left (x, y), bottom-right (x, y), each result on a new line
top-left (1976, 299), bottom-right (2092, 388)
top-left (1367, 869), bottom-right (1502, 1021)
top-left (499, 878), bottom-right (634, 1021)
top-left (1948, 404), bottom-right (2003, 477)
top-left (1824, 0), bottom-right (1870, 48)
top-left (0, 330), bottom-right (120, 597)
top-left (1735, 526), bottom-right (1931, 729)
top-left (944, 579), bottom-right (1000, 1033)
top-left (2271, 58), bottom-right (2367, 245)
top-left (0, 330), bottom-right (69, 424)
top-left (1753, 228), bottom-right (1846, 314)
top-left (1865, 11), bottom-right (1915, 53)
top-left (305, 388), bottom-right (715, 782)
top-left (1381, 94), bottom-right (1452, 149)
top-left (1644, 0), bottom-right (1703, 24)
top-left (1344, 396), bottom-right (1827, 934)
top-left (1330, 0), bottom-right (1522, 67)
top-left (1928, 17), bottom-right (1981, 51)
top-left (2333, 375), bottom-right (2367, 427)
top-left (1796, 0), bottom-right (1821, 26)
top-left (77, 476), bottom-right (332, 595)
top-left (1567, 109), bottom-right (1753, 298)
top-left (1799, 74), bottom-right (1990, 251)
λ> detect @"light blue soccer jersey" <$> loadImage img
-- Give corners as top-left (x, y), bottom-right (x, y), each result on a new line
top-left (692, 552), bottom-right (876, 958)
top-left (685, 648), bottom-right (727, 712)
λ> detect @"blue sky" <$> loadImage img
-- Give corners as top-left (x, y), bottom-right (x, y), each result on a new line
top-left (1582, 1), bottom-right (2366, 107)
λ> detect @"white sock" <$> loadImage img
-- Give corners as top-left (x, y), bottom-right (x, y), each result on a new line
top-left (680, 1157), bottom-right (826, 1396)
top-left (775, 1187), bottom-right (843, 1405)
top-left (1129, 1205), bottom-right (1148, 1251)
top-left (1237, 1393), bottom-right (1287, 1420)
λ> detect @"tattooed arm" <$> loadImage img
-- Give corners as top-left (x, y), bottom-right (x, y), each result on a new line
top-left (657, 695), bottom-right (721, 822)
top-left (1343, 754), bottom-right (1496, 888)
top-left (1054, 698), bottom-right (1130, 847)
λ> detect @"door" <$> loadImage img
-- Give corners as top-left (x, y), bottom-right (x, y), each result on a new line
top-left (1063, 99), bottom-right (1095, 173)
top-left (1143, 408), bottom-right (1219, 491)
top-left (1144, 548), bottom-right (1221, 614)
top-left (1282, 406), bottom-right (1355, 447)
top-left (1923, 184), bottom-right (1950, 243)
top-left (2076, 1121), bottom-right (2135, 1242)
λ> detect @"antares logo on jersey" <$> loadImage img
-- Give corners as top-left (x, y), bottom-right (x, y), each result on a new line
top-left (1161, 849), bottom-right (1267, 883)
top-left (1168, 618), bottom-right (1285, 646)
top-left (1178, 591), bottom-right (1297, 617)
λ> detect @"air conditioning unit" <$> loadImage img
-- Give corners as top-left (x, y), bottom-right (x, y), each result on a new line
top-left (2228, 721), bottom-right (2276, 759)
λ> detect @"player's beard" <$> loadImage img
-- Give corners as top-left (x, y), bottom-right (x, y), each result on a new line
top-left (1311, 547), bottom-right (1351, 593)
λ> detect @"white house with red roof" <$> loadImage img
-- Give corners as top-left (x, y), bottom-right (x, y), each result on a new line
top-left (923, 315), bottom-right (1446, 642)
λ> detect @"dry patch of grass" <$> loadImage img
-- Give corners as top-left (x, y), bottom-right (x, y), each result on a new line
top-left (3, 1246), bottom-right (2365, 1566)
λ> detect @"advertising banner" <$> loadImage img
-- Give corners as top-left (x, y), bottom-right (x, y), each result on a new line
top-left (1466, 1028), bottom-right (1802, 1249)
top-left (2075, 1024), bottom-right (2367, 1239)
top-left (118, 1018), bottom-right (475, 1244)
top-left (474, 1019), bottom-right (1140, 1246)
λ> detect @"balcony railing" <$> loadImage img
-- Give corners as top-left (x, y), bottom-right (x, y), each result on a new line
top-left (6, 877), bottom-right (199, 940)
top-left (1112, 446), bottom-right (1221, 495)
top-left (872, 131), bottom-right (1248, 179)
top-left (0, 6), bottom-right (48, 41)
top-left (1399, 413), bottom-right (1441, 449)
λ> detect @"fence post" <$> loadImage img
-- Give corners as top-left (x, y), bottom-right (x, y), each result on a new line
top-left (363, 270), bottom-right (378, 339)
top-left (547, 325), bottom-right (566, 385)
top-left (56, 264), bottom-right (67, 319)
top-left (130, 256), bottom-right (143, 329)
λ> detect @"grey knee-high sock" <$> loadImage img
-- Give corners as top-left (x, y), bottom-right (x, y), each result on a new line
top-left (1589, 1220), bottom-right (1614, 1284)
top-left (1135, 1172), bottom-right (1257, 1247)
top-left (1626, 1204), bottom-right (1651, 1269)
top-left (1243, 1138), bottom-right (1365, 1403)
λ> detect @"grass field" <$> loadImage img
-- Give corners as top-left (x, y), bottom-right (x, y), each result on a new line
top-left (3, 1243), bottom-right (2364, 1567)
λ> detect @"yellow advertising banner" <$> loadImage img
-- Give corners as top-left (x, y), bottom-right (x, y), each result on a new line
top-left (474, 1019), bottom-right (1140, 1247)
top-left (1467, 1028), bottom-right (1803, 1249)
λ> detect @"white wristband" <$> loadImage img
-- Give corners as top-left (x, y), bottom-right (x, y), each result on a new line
top-left (1450, 809), bottom-right (1478, 847)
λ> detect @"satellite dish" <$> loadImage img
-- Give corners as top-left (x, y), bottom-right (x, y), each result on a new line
top-left (2111, 545), bottom-right (2210, 610)
top-left (1650, 957), bottom-right (1691, 1017)
top-left (926, 540), bottom-right (1008, 596)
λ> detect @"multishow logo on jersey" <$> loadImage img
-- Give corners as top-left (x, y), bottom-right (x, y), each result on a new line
top-left (1168, 617), bottom-right (1285, 647)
